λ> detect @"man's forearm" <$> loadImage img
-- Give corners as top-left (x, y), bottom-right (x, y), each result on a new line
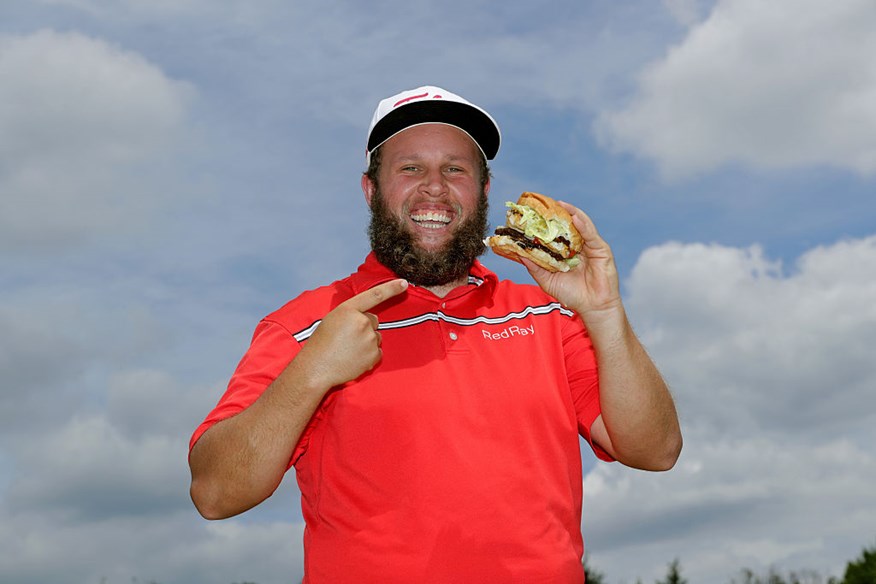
top-left (188, 357), bottom-right (329, 519)
top-left (189, 279), bottom-right (408, 519)
top-left (583, 306), bottom-right (682, 470)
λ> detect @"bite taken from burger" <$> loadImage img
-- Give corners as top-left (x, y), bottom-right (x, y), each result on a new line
top-left (486, 192), bottom-right (583, 272)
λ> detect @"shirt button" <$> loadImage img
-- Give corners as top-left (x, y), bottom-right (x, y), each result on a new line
top-left (449, 332), bottom-right (458, 341)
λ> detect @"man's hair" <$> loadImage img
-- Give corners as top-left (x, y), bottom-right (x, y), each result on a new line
top-left (364, 145), bottom-right (492, 191)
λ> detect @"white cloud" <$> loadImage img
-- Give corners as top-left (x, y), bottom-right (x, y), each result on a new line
top-left (0, 29), bottom-right (195, 250)
top-left (7, 413), bottom-right (187, 519)
top-left (0, 360), bottom-right (308, 583)
top-left (106, 369), bottom-right (222, 440)
top-left (0, 280), bottom-right (179, 437)
top-left (3, 367), bottom-right (215, 520)
top-left (595, 0), bottom-right (876, 179)
top-left (628, 236), bottom-right (876, 437)
top-left (583, 234), bottom-right (876, 582)
top-left (662, 0), bottom-right (708, 26)
top-left (0, 508), bottom-right (304, 584)
top-left (1, 3), bottom-right (873, 583)
top-left (585, 437), bottom-right (875, 582)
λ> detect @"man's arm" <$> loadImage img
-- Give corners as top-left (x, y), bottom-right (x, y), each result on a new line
top-left (189, 279), bottom-right (409, 519)
top-left (579, 306), bottom-right (681, 471)
top-left (522, 202), bottom-right (682, 471)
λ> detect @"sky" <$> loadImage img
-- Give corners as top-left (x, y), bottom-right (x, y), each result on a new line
top-left (1, 0), bottom-right (875, 582)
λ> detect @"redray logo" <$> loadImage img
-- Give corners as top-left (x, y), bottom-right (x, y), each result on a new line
top-left (482, 324), bottom-right (535, 340)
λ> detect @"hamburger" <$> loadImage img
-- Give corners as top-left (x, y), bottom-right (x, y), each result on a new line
top-left (486, 192), bottom-right (583, 272)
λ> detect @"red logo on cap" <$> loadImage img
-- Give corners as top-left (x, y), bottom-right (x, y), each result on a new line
top-left (394, 92), bottom-right (443, 108)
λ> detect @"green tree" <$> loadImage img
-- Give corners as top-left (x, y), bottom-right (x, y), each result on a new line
top-left (582, 553), bottom-right (607, 584)
top-left (729, 566), bottom-right (834, 584)
top-left (841, 543), bottom-right (876, 584)
top-left (656, 558), bottom-right (687, 584)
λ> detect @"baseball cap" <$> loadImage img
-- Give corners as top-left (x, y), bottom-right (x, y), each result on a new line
top-left (366, 85), bottom-right (501, 163)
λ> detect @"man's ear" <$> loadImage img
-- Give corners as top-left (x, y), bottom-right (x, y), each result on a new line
top-left (484, 177), bottom-right (491, 198)
top-left (361, 174), bottom-right (375, 207)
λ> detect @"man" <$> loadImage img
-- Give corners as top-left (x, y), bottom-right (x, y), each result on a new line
top-left (189, 86), bottom-right (682, 583)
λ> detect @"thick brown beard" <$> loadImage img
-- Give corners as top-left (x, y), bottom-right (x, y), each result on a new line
top-left (368, 189), bottom-right (489, 287)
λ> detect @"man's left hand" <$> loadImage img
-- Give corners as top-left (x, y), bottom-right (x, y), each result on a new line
top-left (521, 200), bottom-right (622, 322)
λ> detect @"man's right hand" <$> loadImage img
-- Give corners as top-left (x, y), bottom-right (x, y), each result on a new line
top-left (297, 278), bottom-right (408, 389)
top-left (188, 278), bottom-right (408, 520)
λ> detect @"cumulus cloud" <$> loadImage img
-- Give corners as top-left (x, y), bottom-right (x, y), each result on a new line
top-left (0, 279), bottom-right (178, 437)
top-left (662, 0), bottom-right (708, 26)
top-left (2, 4), bottom-right (873, 583)
top-left (585, 437), bottom-right (875, 582)
top-left (0, 361), bottom-right (303, 584)
top-left (2, 367), bottom-right (216, 521)
top-left (595, 0), bottom-right (876, 179)
top-left (0, 29), bottom-right (194, 250)
top-left (0, 304), bottom-right (88, 430)
top-left (583, 235), bottom-right (876, 582)
top-left (7, 413), bottom-right (187, 519)
top-left (628, 236), bottom-right (876, 437)
top-left (0, 508), bottom-right (303, 584)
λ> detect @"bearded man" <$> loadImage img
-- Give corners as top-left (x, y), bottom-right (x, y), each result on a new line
top-left (189, 86), bottom-right (682, 584)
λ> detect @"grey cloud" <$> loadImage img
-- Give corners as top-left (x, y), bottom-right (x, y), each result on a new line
top-left (106, 369), bottom-right (222, 441)
top-left (0, 508), bottom-right (303, 584)
top-left (581, 235), bottom-right (876, 582)
top-left (6, 413), bottom-right (190, 519)
top-left (0, 29), bottom-right (195, 251)
top-left (626, 236), bottom-right (876, 439)
top-left (662, 0), bottom-right (710, 26)
top-left (0, 304), bottom-right (90, 436)
top-left (584, 435), bottom-right (876, 582)
top-left (595, 0), bottom-right (876, 179)
top-left (2, 3), bottom-right (873, 584)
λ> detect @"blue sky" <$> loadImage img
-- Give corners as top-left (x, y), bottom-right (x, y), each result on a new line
top-left (2, 1), bottom-right (875, 582)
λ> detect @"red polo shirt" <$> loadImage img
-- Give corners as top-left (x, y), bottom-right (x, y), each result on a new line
top-left (191, 253), bottom-right (611, 583)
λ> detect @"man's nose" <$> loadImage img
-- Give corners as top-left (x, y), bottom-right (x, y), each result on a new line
top-left (419, 167), bottom-right (448, 196)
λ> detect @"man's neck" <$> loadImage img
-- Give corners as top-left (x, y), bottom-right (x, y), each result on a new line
top-left (421, 276), bottom-right (469, 299)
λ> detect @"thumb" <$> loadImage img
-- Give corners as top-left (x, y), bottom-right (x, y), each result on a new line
top-left (520, 257), bottom-right (551, 282)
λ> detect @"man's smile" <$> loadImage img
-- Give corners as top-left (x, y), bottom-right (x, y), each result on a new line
top-left (410, 210), bottom-right (452, 229)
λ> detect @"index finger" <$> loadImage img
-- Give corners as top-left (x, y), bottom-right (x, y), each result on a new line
top-left (342, 279), bottom-right (409, 312)
top-left (557, 200), bottom-right (605, 250)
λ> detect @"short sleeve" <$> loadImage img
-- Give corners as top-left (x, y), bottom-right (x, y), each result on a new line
top-left (188, 319), bottom-right (302, 456)
top-left (562, 316), bottom-right (615, 462)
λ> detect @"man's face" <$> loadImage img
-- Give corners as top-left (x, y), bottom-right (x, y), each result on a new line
top-left (363, 124), bottom-right (491, 286)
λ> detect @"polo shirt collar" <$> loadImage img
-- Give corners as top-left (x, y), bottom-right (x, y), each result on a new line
top-left (350, 252), bottom-right (498, 298)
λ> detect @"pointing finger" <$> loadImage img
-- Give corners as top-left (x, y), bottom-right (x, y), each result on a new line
top-left (342, 279), bottom-right (409, 313)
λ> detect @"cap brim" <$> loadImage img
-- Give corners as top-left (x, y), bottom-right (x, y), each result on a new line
top-left (367, 100), bottom-right (500, 160)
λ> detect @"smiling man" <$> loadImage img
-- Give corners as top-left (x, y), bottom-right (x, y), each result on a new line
top-left (365, 122), bottom-right (491, 295)
top-left (189, 86), bottom-right (682, 584)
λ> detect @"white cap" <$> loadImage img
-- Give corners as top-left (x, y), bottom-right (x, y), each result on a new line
top-left (366, 85), bottom-right (501, 163)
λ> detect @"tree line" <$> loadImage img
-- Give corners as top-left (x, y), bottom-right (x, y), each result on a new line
top-left (584, 542), bottom-right (876, 584)
top-left (113, 541), bottom-right (876, 583)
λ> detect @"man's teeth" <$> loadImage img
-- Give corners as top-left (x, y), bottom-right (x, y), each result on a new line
top-left (411, 211), bottom-right (451, 228)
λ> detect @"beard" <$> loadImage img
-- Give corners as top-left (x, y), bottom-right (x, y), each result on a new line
top-left (368, 189), bottom-right (489, 287)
